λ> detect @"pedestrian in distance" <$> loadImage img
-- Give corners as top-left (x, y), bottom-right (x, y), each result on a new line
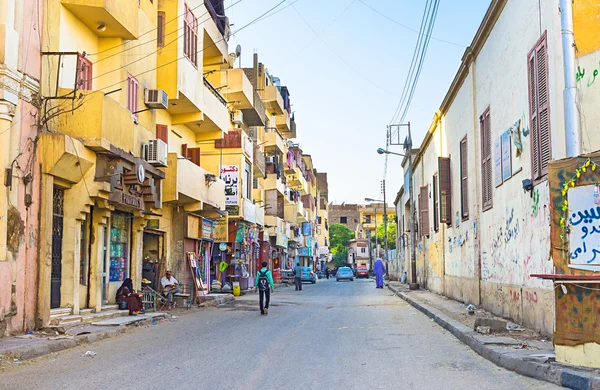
top-left (374, 258), bottom-right (385, 289)
top-left (325, 268), bottom-right (330, 279)
top-left (294, 262), bottom-right (303, 291)
top-left (254, 262), bottom-right (274, 315)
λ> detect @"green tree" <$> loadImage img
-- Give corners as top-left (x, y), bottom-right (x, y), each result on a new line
top-left (332, 247), bottom-right (349, 267)
top-left (329, 224), bottom-right (355, 250)
top-left (371, 222), bottom-right (397, 250)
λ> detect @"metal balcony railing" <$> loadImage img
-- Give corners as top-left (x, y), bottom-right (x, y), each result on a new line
top-left (203, 77), bottom-right (227, 106)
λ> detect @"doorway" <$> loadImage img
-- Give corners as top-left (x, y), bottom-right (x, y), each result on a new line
top-left (51, 187), bottom-right (65, 309)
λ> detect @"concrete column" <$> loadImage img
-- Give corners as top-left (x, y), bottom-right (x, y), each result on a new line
top-left (89, 208), bottom-right (110, 312)
top-left (0, 0), bottom-right (19, 69)
top-left (36, 173), bottom-right (53, 328)
top-left (0, 101), bottom-right (15, 264)
top-left (130, 216), bottom-right (146, 289)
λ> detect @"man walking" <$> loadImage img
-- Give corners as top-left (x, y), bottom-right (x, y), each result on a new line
top-left (325, 268), bottom-right (330, 280)
top-left (254, 262), bottom-right (274, 315)
top-left (373, 258), bottom-right (385, 289)
top-left (294, 262), bottom-right (303, 291)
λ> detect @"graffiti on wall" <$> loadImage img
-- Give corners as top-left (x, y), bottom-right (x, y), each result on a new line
top-left (576, 63), bottom-right (600, 87)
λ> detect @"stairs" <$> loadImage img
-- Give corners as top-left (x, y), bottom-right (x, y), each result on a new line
top-left (49, 306), bottom-right (129, 327)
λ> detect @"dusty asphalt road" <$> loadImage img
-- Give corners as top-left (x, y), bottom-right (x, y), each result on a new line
top-left (0, 278), bottom-right (559, 390)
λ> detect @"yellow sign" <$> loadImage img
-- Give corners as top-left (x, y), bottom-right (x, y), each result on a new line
top-left (213, 217), bottom-right (228, 242)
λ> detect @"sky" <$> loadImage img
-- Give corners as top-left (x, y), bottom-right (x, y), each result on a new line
top-left (225, 0), bottom-right (491, 204)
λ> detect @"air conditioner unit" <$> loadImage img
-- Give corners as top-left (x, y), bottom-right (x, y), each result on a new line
top-left (146, 139), bottom-right (168, 167)
top-left (232, 110), bottom-right (244, 125)
top-left (144, 89), bottom-right (168, 109)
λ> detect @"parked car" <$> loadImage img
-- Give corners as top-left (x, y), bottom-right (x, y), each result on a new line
top-left (336, 267), bottom-right (354, 282)
top-left (301, 267), bottom-right (316, 284)
top-left (356, 266), bottom-right (369, 278)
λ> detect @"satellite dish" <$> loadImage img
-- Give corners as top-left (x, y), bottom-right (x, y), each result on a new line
top-left (235, 44), bottom-right (242, 58)
top-left (227, 53), bottom-right (236, 68)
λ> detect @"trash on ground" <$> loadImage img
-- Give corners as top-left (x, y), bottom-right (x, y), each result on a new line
top-left (82, 350), bottom-right (97, 357)
top-left (151, 321), bottom-right (158, 325)
top-left (25, 331), bottom-right (33, 335)
top-left (476, 326), bottom-right (491, 335)
top-left (513, 343), bottom-right (528, 349)
top-left (408, 312), bottom-right (416, 315)
top-left (506, 324), bottom-right (526, 332)
top-left (48, 334), bottom-right (73, 340)
top-left (74, 331), bottom-right (91, 336)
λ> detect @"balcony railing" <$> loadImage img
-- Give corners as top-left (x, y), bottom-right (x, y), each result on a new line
top-left (253, 147), bottom-right (266, 176)
top-left (205, 0), bottom-right (227, 36)
top-left (203, 77), bottom-right (227, 106)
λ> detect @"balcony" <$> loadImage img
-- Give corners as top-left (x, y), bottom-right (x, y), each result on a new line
top-left (61, 0), bottom-right (138, 40)
top-left (265, 215), bottom-right (283, 237)
top-left (284, 204), bottom-right (298, 224)
top-left (263, 85), bottom-right (284, 115)
top-left (56, 90), bottom-right (134, 153)
top-left (288, 167), bottom-right (307, 193)
top-left (288, 116), bottom-right (297, 139)
top-left (264, 129), bottom-right (285, 154)
top-left (201, 77), bottom-right (230, 133)
top-left (162, 153), bottom-right (226, 211)
top-left (276, 113), bottom-right (291, 134)
top-left (224, 68), bottom-right (253, 110)
top-left (265, 173), bottom-right (285, 195)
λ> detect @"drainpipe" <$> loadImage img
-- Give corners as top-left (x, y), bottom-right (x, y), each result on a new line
top-left (560, 0), bottom-right (581, 156)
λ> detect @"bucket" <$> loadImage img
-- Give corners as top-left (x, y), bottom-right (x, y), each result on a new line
top-left (233, 281), bottom-right (240, 297)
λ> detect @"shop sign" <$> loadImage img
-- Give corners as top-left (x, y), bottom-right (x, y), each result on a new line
top-left (201, 218), bottom-right (213, 240)
top-left (213, 217), bottom-right (228, 242)
top-left (235, 223), bottom-right (247, 243)
top-left (219, 242), bottom-right (227, 251)
top-left (109, 190), bottom-right (143, 210)
top-left (298, 247), bottom-right (309, 256)
top-left (302, 222), bottom-right (312, 236)
top-left (276, 233), bottom-right (288, 247)
top-left (318, 246), bottom-right (329, 255)
top-left (137, 163), bottom-right (145, 183)
top-left (187, 215), bottom-right (202, 240)
top-left (220, 165), bottom-right (239, 205)
top-left (226, 205), bottom-right (239, 216)
top-left (306, 237), bottom-right (313, 256)
top-left (243, 199), bottom-right (256, 223)
top-left (146, 219), bottom-right (160, 229)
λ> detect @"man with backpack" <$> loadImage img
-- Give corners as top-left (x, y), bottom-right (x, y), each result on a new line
top-left (254, 262), bottom-right (275, 315)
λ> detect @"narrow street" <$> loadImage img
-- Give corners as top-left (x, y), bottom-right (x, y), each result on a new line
top-left (0, 279), bottom-right (557, 390)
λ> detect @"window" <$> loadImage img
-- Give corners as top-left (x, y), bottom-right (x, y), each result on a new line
top-left (182, 144), bottom-right (200, 166)
top-left (480, 108), bottom-right (492, 211)
top-left (243, 161), bottom-right (251, 199)
top-left (528, 31), bottom-right (551, 183)
top-left (156, 124), bottom-right (168, 145)
top-left (460, 136), bottom-right (469, 220)
top-left (361, 247), bottom-right (366, 254)
top-left (365, 215), bottom-right (371, 224)
top-left (318, 216), bottom-right (322, 224)
top-left (127, 74), bottom-right (139, 119)
top-left (340, 216), bottom-right (347, 224)
top-left (418, 186), bottom-right (429, 238)
top-left (439, 157), bottom-right (451, 224)
top-left (433, 174), bottom-right (439, 232)
top-left (76, 54), bottom-right (92, 90)
top-left (157, 12), bottom-right (166, 48)
top-left (183, 4), bottom-right (198, 67)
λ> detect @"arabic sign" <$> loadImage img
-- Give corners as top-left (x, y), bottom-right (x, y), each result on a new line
top-left (302, 222), bottom-right (312, 236)
top-left (213, 217), bottom-right (228, 242)
top-left (276, 233), bottom-right (288, 247)
top-left (318, 246), bottom-right (329, 255)
top-left (201, 218), bottom-right (213, 240)
top-left (243, 199), bottom-right (256, 223)
top-left (569, 185), bottom-right (600, 265)
top-left (501, 130), bottom-right (512, 182)
top-left (220, 165), bottom-right (239, 205)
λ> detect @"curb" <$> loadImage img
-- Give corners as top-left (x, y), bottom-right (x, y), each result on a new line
top-left (388, 285), bottom-right (600, 390)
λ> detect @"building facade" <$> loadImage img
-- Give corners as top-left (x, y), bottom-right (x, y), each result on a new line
top-left (393, 0), bottom-right (600, 368)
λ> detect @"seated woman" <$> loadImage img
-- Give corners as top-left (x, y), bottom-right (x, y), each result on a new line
top-left (116, 278), bottom-right (144, 315)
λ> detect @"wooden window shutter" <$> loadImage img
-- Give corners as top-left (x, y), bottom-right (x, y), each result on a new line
top-left (528, 31), bottom-right (551, 182)
top-left (480, 109), bottom-right (492, 211)
top-left (157, 12), bottom-right (165, 47)
top-left (460, 137), bottom-right (469, 219)
top-left (433, 174), bottom-right (439, 232)
top-left (156, 124), bottom-right (168, 144)
top-left (181, 143), bottom-right (188, 158)
top-left (187, 147), bottom-right (200, 166)
top-left (419, 186), bottom-right (429, 238)
top-left (438, 157), bottom-right (451, 224)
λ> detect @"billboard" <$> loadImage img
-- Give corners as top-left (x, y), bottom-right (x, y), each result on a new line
top-left (220, 165), bottom-right (239, 205)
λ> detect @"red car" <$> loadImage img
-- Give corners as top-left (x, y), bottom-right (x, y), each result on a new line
top-left (357, 266), bottom-right (369, 278)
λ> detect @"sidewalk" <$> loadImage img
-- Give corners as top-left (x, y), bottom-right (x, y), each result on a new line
top-left (388, 282), bottom-right (600, 390)
top-left (0, 293), bottom-right (236, 369)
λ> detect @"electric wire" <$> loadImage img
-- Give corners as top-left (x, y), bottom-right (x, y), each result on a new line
top-left (94, 0), bottom-right (287, 94)
top-left (299, 0), bottom-right (357, 52)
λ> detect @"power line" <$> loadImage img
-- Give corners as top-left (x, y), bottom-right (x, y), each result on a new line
top-left (300, 0), bottom-right (357, 52)
top-left (94, 0), bottom-right (287, 94)
top-left (357, 0), bottom-right (465, 48)
top-left (287, 1), bottom-right (398, 98)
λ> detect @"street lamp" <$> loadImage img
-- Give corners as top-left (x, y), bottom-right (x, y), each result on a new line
top-left (377, 122), bottom-right (418, 289)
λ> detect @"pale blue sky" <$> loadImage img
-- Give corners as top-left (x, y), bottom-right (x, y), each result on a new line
top-left (226, 0), bottom-right (491, 204)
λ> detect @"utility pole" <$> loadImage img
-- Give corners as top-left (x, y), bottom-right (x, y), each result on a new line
top-left (382, 180), bottom-right (388, 275)
top-left (407, 122), bottom-right (418, 289)
top-left (374, 204), bottom-right (378, 267)
top-left (560, 0), bottom-right (580, 157)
